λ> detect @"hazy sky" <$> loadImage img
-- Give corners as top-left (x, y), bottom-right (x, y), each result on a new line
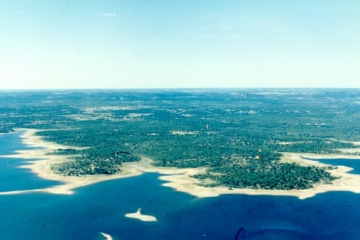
top-left (1, 1), bottom-right (360, 89)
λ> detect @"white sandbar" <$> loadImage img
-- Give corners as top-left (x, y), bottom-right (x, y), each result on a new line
top-left (125, 208), bottom-right (157, 222)
top-left (100, 232), bottom-right (113, 240)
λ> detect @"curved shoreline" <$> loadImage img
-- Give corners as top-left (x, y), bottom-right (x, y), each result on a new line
top-left (0, 129), bottom-right (359, 199)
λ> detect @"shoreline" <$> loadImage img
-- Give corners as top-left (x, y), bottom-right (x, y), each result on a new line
top-left (0, 129), bottom-right (359, 199)
top-left (158, 152), bottom-right (360, 200)
top-left (0, 129), bottom-right (144, 195)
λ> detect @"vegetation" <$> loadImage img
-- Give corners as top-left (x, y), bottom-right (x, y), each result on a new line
top-left (51, 151), bottom-right (140, 176)
top-left (1, 89), bottom-right (359, 190)
top-left (191, 160), bottom-right (337, 190)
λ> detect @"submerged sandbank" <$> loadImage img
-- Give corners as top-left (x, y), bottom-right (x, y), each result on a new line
top-left (0, 129), bottom-right (359, 199)
top-left (125, 208), bottom-right (157, 222)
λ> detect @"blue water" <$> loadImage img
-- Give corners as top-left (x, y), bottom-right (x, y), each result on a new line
top-left (0, 132), bottom-right (359, 239)
top-left (312, 158), bottom-right (360, 174)
top-left (0, 131), bottom-right (35, 154)
top-left (0, 131), bottom-right (63, 191)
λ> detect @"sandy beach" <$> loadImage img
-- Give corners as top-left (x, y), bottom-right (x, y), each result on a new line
top-left (1, 129), bottom-right (359, 199)
top-left (152, 152), bottom-right (360, 199)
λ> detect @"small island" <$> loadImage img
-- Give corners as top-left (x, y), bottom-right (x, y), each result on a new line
top-left (125, 208), bottom-right (157, 222)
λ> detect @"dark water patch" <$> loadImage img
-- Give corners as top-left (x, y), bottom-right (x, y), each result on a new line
top-left (154, 191), bottom-right (360, 240)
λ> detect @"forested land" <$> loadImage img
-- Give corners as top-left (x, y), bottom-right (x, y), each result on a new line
top-left (1, 89), bottom-right (359, 189)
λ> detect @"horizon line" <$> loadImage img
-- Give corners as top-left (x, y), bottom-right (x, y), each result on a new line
top-left (1, 87), bottom-right (360, 92)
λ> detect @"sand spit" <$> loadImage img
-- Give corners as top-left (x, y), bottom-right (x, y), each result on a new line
top-left (170, 130), bottom-right (198, 135)
top-left (100, 232), bottom-right (113, 240)
top-left (0, 129), bottom-right (359, 199)
top-left (125, 208), bottom-right (157, 222)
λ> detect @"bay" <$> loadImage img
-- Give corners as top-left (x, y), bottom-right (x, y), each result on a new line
top-left (315, 158), bottom-right (360, 174)
top-left (0, 131), bottom-right (63, 192)
top-left (0, 132), bottom-right (359, 239)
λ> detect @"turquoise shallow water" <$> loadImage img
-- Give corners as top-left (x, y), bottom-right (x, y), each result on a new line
top-left (0, 132), bottom-right (359, 239)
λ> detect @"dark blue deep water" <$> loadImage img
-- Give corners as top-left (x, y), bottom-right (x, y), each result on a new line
top-left (0, 132), bottom-right (359, 239)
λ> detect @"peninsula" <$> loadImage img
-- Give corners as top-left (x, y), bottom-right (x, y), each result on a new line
top-left (1, 90), bottom-right (360, 199)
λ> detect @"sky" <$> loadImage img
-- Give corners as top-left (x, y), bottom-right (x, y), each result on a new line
top-left (1, 0), bottom-right (360, 89)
